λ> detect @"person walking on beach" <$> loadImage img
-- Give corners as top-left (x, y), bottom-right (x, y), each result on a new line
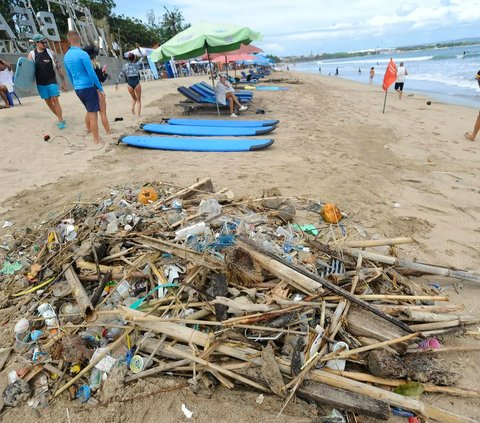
top-left (0, 59), bottom-right (13, 108)
top-left (115, 53), bottom-right (143, 116)
top-left (335, 67), bottom-right (339, 76)
top-left (395, 62), bottom-right (408, 99)
top-left (28, 34), bottom-right (66, 128)
top-left (369, 67), bottom-right (375, 85)
top-left (64, 30), bottom-right (105, 144)
top-left (84, 45), bottom-right (111, 135)
top-left (216, 73), bottom-right (247, 118)
top-left (464, 71), bottom-right (480, 141)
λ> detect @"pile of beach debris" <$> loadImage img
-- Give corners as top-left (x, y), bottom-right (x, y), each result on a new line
top-left (0, 177), bottom-right (479, 422)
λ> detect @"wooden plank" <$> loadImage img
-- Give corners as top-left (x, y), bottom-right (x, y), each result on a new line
top-left (298, 381), bottom-right (390, 420)
top-left (236, 241), bottom-right (324, 295)
top-left (346, 304), bottom-right (410, 354)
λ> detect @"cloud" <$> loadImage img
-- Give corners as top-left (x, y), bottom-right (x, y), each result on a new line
top-left (114, 0), bottom-right (480, 54)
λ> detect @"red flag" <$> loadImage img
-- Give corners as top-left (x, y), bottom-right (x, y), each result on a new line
top-left (382, 58), bottom-right (397, 91)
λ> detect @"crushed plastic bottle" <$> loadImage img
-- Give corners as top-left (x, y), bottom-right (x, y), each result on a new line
top-left (175, 222), bottom-right (207, 240)
top-left (89, 368), bottom-right (103, 391)
top-left (199, 199), bottom-right (221, 217)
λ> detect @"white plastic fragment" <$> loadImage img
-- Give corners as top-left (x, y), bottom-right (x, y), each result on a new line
top-left (181, 403), bottom-right (193, 419)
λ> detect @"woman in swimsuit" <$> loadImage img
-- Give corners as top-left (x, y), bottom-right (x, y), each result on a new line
top-left (116, 53), bottom-right (143, 116)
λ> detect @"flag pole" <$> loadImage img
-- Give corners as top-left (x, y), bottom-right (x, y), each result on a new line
top-left (382, 89), bottom-right (388, 114)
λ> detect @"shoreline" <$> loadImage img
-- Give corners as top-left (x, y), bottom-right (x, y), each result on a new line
top-left (295, 69), bottom-right (480, 109)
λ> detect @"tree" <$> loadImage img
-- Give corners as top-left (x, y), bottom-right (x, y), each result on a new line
top-left (79, 0), bottom-right (116, 21)
top-left (266, 54), bottom-right (281, 64)
top-left (159, 6), bottom-right (189, 42)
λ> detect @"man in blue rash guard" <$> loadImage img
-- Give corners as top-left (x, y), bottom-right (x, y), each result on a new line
top-left (64, 30), bottom-right (105, 144)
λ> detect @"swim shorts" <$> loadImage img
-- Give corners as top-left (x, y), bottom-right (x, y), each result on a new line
top-left (394, 82), bottom-right (404, 91)
top-left (37, 83), bottom-right (60, 100)
top-left (75, 87), bottom-right (100, 113)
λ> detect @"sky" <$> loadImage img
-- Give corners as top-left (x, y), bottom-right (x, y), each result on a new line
top-left (114, 0), bottom-right (480, 56)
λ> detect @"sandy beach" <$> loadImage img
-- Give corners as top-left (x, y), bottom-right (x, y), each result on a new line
top-left (1, 71), bottom-right (480, 421)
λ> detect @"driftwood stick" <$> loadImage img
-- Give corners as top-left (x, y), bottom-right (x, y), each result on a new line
top-left (322, 294), bottom-right (449, 302)
top-left (324, 369), bottom-right (480, 398)
top-left (335, 237), bottom-right (415, 248)
top-left (307, 369), bottom-right (476, 423)
top-left (75, 258), bottom-right (122, 274)
top-left (237, 237), bottom-right (412, 333)
top-left (320, 332), bottom-right (420, 362)
top-left (374, 304), bottom-right (464, 315)
top-left (344, 248), bottom-right (480, 283)
top-left (410, 317), bottom-right (480, 331)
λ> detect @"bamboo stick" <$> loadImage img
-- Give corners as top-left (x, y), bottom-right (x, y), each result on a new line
top-left (322, 294), bottom-right (449, 302)
top-left (374, 304), bottom-right (463, 315)
top-left (335, 237), bottom-right (415, 248)
top-left (320, 332), bottom-right (420, 362)
top-left (344, 248), bottom-right (480, 283)
top-left (410, 317), bottom-right (480, 331)
top-left (307, 370), bottom-right (476, 423)
top-left (324, 369), bottom-right (480, 398)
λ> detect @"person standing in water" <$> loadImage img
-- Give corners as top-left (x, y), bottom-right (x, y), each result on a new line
top-left (395, 62), bottom-right (408, 99)
top-left (83, 45), bottom-right (111, 135)
top-left (369, 67), bottom-right (375, 85)
top-left (28, 33), bottom-right (66, 128)
top-left (116, 53), bottom-right (143, 116)
top-left (335, 67), bottom-right (339, 76)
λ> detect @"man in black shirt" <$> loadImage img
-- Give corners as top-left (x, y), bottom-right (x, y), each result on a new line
top-left (28, 34), bottom-right (66, 129)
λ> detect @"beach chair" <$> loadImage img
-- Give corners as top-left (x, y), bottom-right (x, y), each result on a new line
top-left (190, 83), bottom-right (252, 103)
top-left (197, 82), bottom-right (253, 98)
top-left (249, 69), bottom-right (265, 79)
top-left (176, 86), bottom-right (244, 115)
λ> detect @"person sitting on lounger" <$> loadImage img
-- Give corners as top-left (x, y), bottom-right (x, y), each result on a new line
top-left (0, 59), bottom-right (13, 108)
top-left (216, 73), bottom-right (247, 118)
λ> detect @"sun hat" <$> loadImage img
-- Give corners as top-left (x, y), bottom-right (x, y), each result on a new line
top-left (31, 34), bottom-right (46, 42)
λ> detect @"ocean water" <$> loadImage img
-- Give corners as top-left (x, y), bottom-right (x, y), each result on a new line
top-left (294, 44), bottom-right (480, 108)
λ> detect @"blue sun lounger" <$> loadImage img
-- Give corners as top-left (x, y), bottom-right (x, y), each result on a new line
top-left (198, 82), bottom-right (253, 97)
top-left (188, 84), bottom-right (251, 104)
top-left (176, 86), bottom-right (248, 115)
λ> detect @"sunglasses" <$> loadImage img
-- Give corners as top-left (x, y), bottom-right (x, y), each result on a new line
top-left (36, 40), bottom-right (47, 44)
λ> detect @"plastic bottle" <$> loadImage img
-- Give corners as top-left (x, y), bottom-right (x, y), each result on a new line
top-left (175, 222), bottom-right (207, 240)
top-left (89, 368), bottom-right (102, 391)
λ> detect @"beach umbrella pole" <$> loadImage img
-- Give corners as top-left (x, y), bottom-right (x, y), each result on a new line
top-left (205, 43), bottom-right (220, 115)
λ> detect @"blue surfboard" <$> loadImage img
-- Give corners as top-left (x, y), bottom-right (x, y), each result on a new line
top-left (141, 123), bottom-right (275, 136)
top-left (255, 86), bottom-right (289, 91)
top-left (120, 136), bottom-right (274, 152)
top-left (147, 55), bottom-right (159, 79)
top-left (165, 118), bottom-right (280, 128)
top-left (14, 57), bottom-right (36, 93)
